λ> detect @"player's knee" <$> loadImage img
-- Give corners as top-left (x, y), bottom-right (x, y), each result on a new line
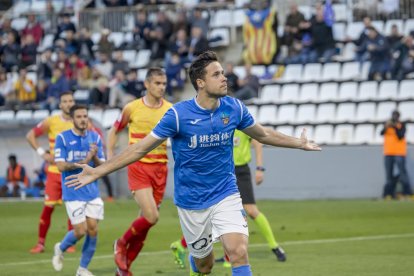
top-left (228, 243), bottom-right (248, 264)
top-left (198, 261), bottom-right (214, 274)
top-left (87, 227), bottom-right (98, 237)
top-left (143, 209), bottom-right (159, 224)
top-left (74, 225), bottom-right (87, 238)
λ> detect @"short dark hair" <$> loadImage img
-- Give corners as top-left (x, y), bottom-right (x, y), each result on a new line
top-left (145, 67), bottom-right (165, 81)
top-left (189, 51), bottom-right (219, 91)
top-left (59, 91), bottom-right (74, 101)
top-left (69, 104), bottom-right (88, 118)
top-left (8, 154), bottom-right (16, 162)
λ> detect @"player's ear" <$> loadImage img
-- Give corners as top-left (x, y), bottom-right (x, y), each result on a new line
top-left (196, 79), bottom-right (204, 89)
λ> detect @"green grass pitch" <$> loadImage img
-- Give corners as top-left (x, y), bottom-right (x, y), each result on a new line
top-left (0, 199), bottom-right (413, 275)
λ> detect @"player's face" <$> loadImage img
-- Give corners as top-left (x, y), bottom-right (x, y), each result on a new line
top-left (59, 95), bottom-right (75, 115)
top-left (200, 62), bottom-right (227, 98)
top-left (72, 109), bottom-right (89, 132)
top-left (145, 75), bottom-right (167, 99)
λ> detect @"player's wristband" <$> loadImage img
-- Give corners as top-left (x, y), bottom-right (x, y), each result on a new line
top-left (36, 147), bottom-right (46, 156)
top-left (256, 166), bottom-right (266, 172)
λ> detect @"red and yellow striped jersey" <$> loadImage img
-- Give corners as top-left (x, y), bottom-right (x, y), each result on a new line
top-left (114, 97), bottom-right (172, 163)
top-left (33, 115), bottom-right (73, 173)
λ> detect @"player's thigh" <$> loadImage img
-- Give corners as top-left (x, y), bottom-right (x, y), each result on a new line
top-left (220, 232), bottom-right (249, 261)
top-left (177, 207), bottom-right (214, 259)
top-left (133, 187), bottom-right (158, 215)
top-left (211, 193), bottom-right (249, 241)
top-left (44, 172), bottom-right (63, 206)
top-left (65, 200), bottom-right (88, 225)
top-left (84, 197), bottom-right (104, 222)
top-left (235, 165), bottom-right (256, 205)
top-left (151, 163), bottom-right (168, 207)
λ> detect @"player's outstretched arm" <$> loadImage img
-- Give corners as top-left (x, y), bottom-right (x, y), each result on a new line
top-left (242, 124), bottom-right (321, 151)
top-left (66, 135), bottom-right (165, 189)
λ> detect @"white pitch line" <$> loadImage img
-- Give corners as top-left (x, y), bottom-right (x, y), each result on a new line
top-left (1, 232), bottom-right (414, 267)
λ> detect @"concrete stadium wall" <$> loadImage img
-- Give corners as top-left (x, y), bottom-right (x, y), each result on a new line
top-left (1, 124), bottom-right (413, 200)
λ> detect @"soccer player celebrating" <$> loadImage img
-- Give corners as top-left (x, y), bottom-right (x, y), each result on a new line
top-left (106, 68), bottom-right (172, 275)
top-left (52, 105), bottom-right (105, 276)
top-left (65, 51), bottom-right (321, 276)
top-left (26, 91), bottom-right (76, 254)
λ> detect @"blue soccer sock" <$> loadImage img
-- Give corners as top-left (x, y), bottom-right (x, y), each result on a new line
top-left (80, 235), bottom-right (97, 268)
top-left (232, 265), bottom-right (252, 276)
top-left (189, 254), bottom-right (199, 273)
top-left (59, 230), bottom-right (78, 252)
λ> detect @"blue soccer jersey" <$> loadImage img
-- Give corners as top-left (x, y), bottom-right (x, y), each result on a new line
top-left (151, 96), bottom-right (255, 210)
top-left (54, 129), bottom-right (105, 201)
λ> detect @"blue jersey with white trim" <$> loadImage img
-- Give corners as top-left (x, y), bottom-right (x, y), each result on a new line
top-left (151, 96), bottom-right (255, 209)
top-left (55, 129), bottom-right (105, 201)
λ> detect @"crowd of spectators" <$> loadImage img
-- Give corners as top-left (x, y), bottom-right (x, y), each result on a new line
top-left (0, 3), bottom-right (218, 110)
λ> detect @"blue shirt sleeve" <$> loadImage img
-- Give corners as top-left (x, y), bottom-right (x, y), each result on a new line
top-left (236, 99), bottom-right (255, 130)
top-left (54, 134), bottom-right (67, 163)
top-left (151, 107), bottom-right (178, 139)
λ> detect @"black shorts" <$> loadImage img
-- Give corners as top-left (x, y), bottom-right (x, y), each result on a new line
top-left (235, 164), bottom-right (255, 204)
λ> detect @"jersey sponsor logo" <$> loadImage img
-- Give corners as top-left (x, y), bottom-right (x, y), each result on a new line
top-left (221, 112), bottom-right (230, 125)
top-left (187, 131), bottom-right (233, 149)
top-left (67, 150), bottom-right (88, 162)
top-left (190, 118), bottom-right (202, 125)
top-left (191, 234), bottom-right (212, 250)
top-left (69, 140), bottom-right (77, 145)
top-left (72, 207), bottom-right (84, 217)
top-left (241, 209), bottom-right (248, 228)
top-left (55, 148), bottom-right (61, 157)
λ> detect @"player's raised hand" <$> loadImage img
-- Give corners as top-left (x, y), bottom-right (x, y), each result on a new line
top-left (65, 163), bottom-right (98, 190)
top-left (300, 128), bottom-right (321, 151)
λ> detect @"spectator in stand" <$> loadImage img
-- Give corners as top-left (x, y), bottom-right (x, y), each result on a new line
top-left (133, 10), bottom-right (152, 49)
top-left (0, 68), bottom-right (13, 107)
top-left (283, 2), bottom-right (305, 56)
top-left (90, 77), bottom-right (110, 107)
top-left (190, 7), bottom-right (209, 35)
top-left (359, 26), bottom-right (391, 80)
top-left (391, 35), bottom-right (414, 80)
top-left (55, 13), bottom-right (76, 41)
top-left (78, 28), bottom-right (95, 63)
top-left (20, 34), bottom-right (38, 68)
top-left (103, 0), bottom-right (127, 6)
top-left (97, 29), bottom-right (115, 57)
top-left (188, 26), bottom-right (210, 61)
top-left (111, 50), bottom-right (129, 75)
top-left (165, 52), bottom-right (185, 99)
top-left (38, 48), bottom-right (54, 80)
top-left (224, 62), bottom-right (239, 94)
top-left (233, 64), bottom-right (260, 101)
top-left (65, 53), bottom-right (86, 89)
top-left (46, 67), bottom-right (70, 110)
top-left (0, 32), bottom-right (20, 72)
top-left (110, 69), bottom-right (144, 107)
top-left (109, 69), bottom-right (127, 108)
top-left (353, 16), bottom-right (373, 66)
top-left (304, 8), bottom-right (336, 63)
top-left (154, 11), bottom-right (174, 41)
top-left (94, 52), bottom-right (113, 79)
top-left (172, 11), bottom-right (191, 35)
top-left (168, 28), bottom-right (190, 61)
top-left (149, 26), bottom-right (168, 61)
top-left (387, 24), bottom-right (403, 50)
top-left (13, 67), bottom-right (36, 107)
top-left (0, 154), bottom-right (29, 198)
top-left (22, 12), bottom-right (44, 45)
top-left (64, 29), bottom-right (80, 55)
top-left (0, 17), bottom-right (20, 44)
top-left (35, 79), bottom-right (48, 109)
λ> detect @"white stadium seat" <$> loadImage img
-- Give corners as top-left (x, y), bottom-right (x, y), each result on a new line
top-left (295, 125), bottom-right (314, 140)
top-left (134, 49), bottom-right (151, 68)
top-left (398, 102), bottom-right (414, 121)
top-left (333, 124), bottom-right (354, 144)
top-left (233, 9), bottom-right (247, 27)
top-left (276, 105), bottom-right (296, 124)
top-left (91, 32), bottom-right (101, 45)
top-left (11, 17), bottom-right (28, 31)
top-left (318, 82), bottom-right (338, 102)
top-left (373, 124), bottom-right (384, 145)
top-left (321, 62), bottom-right (341, 81)
top-left (282, 64), bottom-right (303, 82)
top-left (0, 110), bottom-right (15, 121)
top-left (210, 10), bottom-right (232, 28)
top-left (355, 102), bottom-right (376, 123)
top-left (259, 85), bottom-right (280, 103)
top-left (398, 80), bottom-right (414, 100)
top-left (315, 103), bottom-right (336, 123)
top-left (333, 4), bottom-right (347, 21)
top-left (299, 83), bottom-right (319, 103)
top-left (384, 19), bottom-right (404, 36)
top-left (340, 61), bottom-right (359, 80)
top-left (33, 110), bottom-right (49, 121)
top-left (353, 124), bottom-right (375, 144)
top-left (338, 82), bottom-right (358, 101)
top-left (339, 43), bottom-right (356, 62)
top-left (406, 123), bottom-right (414, 144)
top-left (346, 22), bottom-right (365, 40)
top-left (403, 19), bottom-right (414, 36)
top-left (376, 102), bottom-right (397, 122)
top-left (88, 109), bottom-right (104, 124)
top-left (361, 62), bottom-right (371, 80)
top-left (296, 104), bottom-right (316, 124)
top-left (51, 110), bottom-right (62, 116)
top-left (276, 125), bottom-right (294, 137)
top-left (246, 105), bottom-right (258, 120)
top-left (15, 110), bottom-right (33, 121)
top-left (74, 90), bottom-right (90, 102)
top-left (335, 103), bottom-right (356, 123)
top-left (358, 81), bottom-right (378, 101)
top-left (280, 84), bottom-right (300, 103)
top-left (257, 106), bottom-right (277, 124)
top-left (303, 63), bottom-right (322, 82)
top-left (371, 20), bottom-right (385, 33)
top-left (333, 22), bottom-right (346, 41)
top-left (102, 109), bottom-right (121, 129)
top-left (108, 32), bottom-right (125, 48)
top-left (314, 125), bottom-right (334, 144)
top-left (122, 50), bottom-right (137, 67)
top-left (378, 80), bottom-right (398, 100)
top-left (209, 28), bottom-right (230, 47)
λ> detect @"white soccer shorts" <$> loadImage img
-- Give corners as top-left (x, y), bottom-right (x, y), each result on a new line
top-left (65, 197), bottom-right (104, 225)
top-left (177, 193), bottom-right (249, 259)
